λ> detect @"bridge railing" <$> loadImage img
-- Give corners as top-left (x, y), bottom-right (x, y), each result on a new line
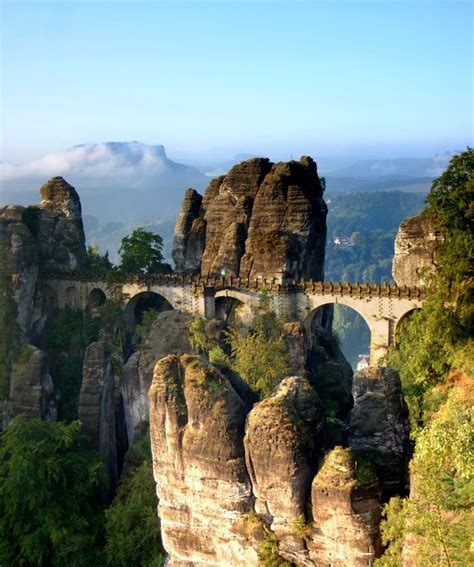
top-left (39, 269), bottom-right (426, 299)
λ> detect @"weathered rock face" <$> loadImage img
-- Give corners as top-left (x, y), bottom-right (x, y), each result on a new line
top-left (0, 177), bottom-right (87, 339)
top-left (27, 176), bottom-right (86, 273)
top-left (121, 310), bottom-right (193, 442)
top-left (244, 376), bottom-right (325, 564)
top-left (149, 354), bottom-right (258, 566)
top-left (78, 341), bottom-right (118, 490)
top-left (308, 447), bottom-right (382, 566)
top-left (392, 211), bottom-right (443, 287)
top-left (172, 188), bottom-right (205, 273)
top-left (349, 367), bottom-right (410, 498)
top-left (172, 156), bottom-right (327, 280)
top-left (307, 326), bottom-right (353, 419)
top-left (0, 217), bottom-right (40, 336)
top-left (6, 345), bottom-right (57, 426)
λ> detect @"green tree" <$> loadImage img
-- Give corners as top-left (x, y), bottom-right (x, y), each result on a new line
top-left (379, 149), bottom-right (474, 565)
top-left (43, 307), bottom-right (99, 421)
top-left (84, 244), bottom-right (113, 273)
top-left (104, 429), bottom-right (165, 567)
top-left (118, 228), bottom-right (170, 275)
top-left (226, 320), bottom-right (289, 398)
top-left (188, 316), bottom-right (210, 356)
top-left (0, 416), bottom-right (107, 567)
top-left (104, 461), bottom-right (164, 567)
top-left (0, 239), bottom-right (21, 398)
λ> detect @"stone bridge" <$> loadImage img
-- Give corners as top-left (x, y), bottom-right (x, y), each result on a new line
top-left (39, 272), bottom-right (425, 365)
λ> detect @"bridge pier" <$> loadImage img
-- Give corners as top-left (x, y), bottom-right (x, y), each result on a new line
top-left (369, 318), bottom-right (391, 366)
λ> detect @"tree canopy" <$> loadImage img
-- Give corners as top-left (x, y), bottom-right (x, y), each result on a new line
top-left (379, 148), bottom-right (474, 566)
top-left (118, 228), bottom-right (170, 275)
top-left (0, 416), bottom-right (107, 567)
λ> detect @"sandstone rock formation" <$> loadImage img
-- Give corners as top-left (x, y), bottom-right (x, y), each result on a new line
top-left (349, 366), bottom-right (410, 498)
top-left (172, 156), bottom-right (327, 281)
top-left (244, 376), bottom-right (325, 564)
top-left (172, 188), bottom-right (205, 273)
top-left (6, 345), bottom-right (57, 426)
top-left (0, 177), bottom-right (87, 340)
top-left (121, 310), bottom-right (193, 442)
top-left (148, 355), bottom-right (385, 566)
top-left (309, 447), bottom-right (382, 566)
top-left (149, 354), bottom-right (258, 566)
top-left (392, 211), bottom-right (443, 287)
top-left (78, 341), bottom-right (118, 489)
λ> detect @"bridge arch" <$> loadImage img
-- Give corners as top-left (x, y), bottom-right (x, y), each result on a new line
top-left (304, 301), bottom-right (371, 369)
top-left (394, 307), bottom-right (421, 341)
top-left (65, 286), bottom-right (80, 308)
top-left (214, 289), bottom-right (256, 326)
top-left (88, 287), bottom-right (107, 309)
top-left (124, 291), bottom-right (174, 333)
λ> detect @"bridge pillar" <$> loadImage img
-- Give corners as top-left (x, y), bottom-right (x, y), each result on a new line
top-left (369, 318), bottom-right (391, 366)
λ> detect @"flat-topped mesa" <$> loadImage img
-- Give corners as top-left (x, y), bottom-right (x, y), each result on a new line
top-left (172, 156), bottom-right (327, 281)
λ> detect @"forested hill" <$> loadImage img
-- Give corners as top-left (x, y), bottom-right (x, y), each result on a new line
top-left (325, 191), bottom-right (426, 282)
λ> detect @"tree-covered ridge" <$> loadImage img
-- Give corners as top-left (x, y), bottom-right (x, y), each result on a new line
top-left (325, 191), bottom-right (425, 282)
top-left (378, 148), bottom-right (474, 566)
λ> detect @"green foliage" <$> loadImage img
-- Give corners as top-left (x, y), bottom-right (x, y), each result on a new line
top-left (380, 149), bottom-right (474, 565)
top-left (133, 308), bottom-right (158, 347)
top-left (188, 316), bottom-right (210, 356)
top-left (84, 244), bottom-right (113, 273)
top-left (118, 228), bottom-right (170, 275)
top-left (104, 425), bottom-right (164, 567)
top-left (209, 344), bottom-right (232, 367)
top-left (325, 191), bottom-right (425, 282)
top-left (258, 529), bottom-right (292, 567)
top-left (378, 384), bottom-right (474, 566)
top-left (43, 307), bottom-right (99, 421)
top-left (291, 513), bottom-right (313, 542)
top-left (104, 461), bottom-right (164, 567)
top-left (226, 320), bottom-right (289, 398)
top-left (0, 239), bottom-right (21, 398)
top-left (0, 416), bottom-right (107, 567)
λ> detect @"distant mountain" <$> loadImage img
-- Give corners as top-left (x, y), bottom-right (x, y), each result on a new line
top-left (330, 154), bottom-right (452, 179)
top-left (0, 142), bottom-right (209, 221)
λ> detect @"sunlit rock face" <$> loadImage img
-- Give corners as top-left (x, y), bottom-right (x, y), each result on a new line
top-left (244, 376), bottom-right (325, 565)
top-left (349, 366), bottom-right (410, 498)
top-left (392, 210), bottom-right (443, 287)
top-left (148, 354), bottom-right (387, 566)
top-left (172, 156), bottom-right (327, 281)
top-left (148, 355), bottom-right (259, 567)
top-left (308, 447), bottom-right (382, 566)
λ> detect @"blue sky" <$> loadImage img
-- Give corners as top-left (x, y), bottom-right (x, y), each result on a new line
top-left (1, 0), bottom-right (472, 162)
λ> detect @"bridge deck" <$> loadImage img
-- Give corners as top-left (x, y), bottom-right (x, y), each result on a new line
top-left (39, 270), bottom-right (426, 300)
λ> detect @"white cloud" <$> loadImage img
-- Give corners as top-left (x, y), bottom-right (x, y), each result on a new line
top-left (0, 142), bottom-right (194, 189)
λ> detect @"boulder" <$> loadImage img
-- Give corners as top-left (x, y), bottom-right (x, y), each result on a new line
top-left (349, 367), bottom-right (410, 498)
top-left (149, 354), bottom-right (258, 566)
top-left (308, 447), bottom-right (382, 566)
